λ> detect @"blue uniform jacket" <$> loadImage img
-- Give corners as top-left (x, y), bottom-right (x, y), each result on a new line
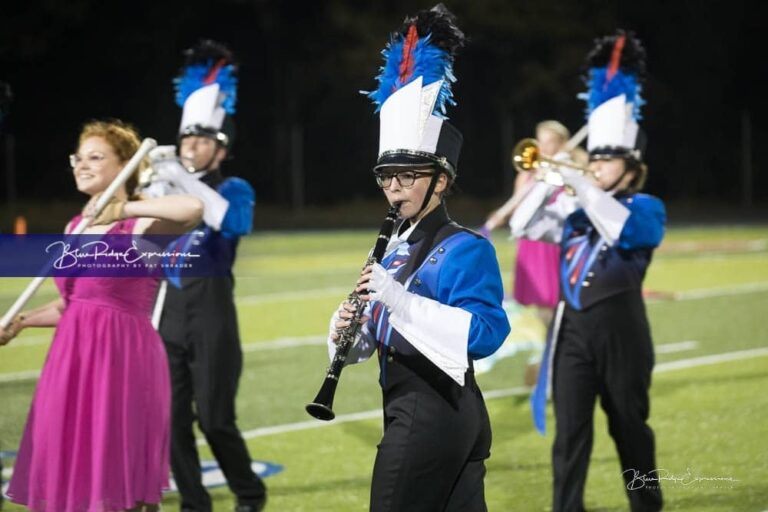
top-left (560, 193), bottom-right (666, 310)
top-left (368, 205), bottom-right (510, 384)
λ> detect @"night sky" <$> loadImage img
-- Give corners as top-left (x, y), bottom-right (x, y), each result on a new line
top-left (1, 0), bottom-right (766, 212)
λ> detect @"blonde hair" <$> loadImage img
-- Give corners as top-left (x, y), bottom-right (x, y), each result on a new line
top-left (569, 146), bottom-right (589, 166)
top-left (535, 120), bottom-right (570, 142)
top-left (77, 119), bottom-right (145, 198)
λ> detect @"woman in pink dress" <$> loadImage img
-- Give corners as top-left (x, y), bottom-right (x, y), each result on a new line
top-left (0, 120), bottom-right (203, 512)
top-left (484, 121), bottom-right (572, 311)
top-left (482, 121), bottom-right (574, 381)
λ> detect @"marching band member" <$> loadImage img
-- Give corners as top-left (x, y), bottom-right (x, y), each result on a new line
top-left (511, 30), bottom-right (665, 512)
top-left (330, 6), bottom-right (510, 511)
top-left (2, 120), bottom-right (203, 512)
top-left (142, 40), bottom-right (265, 512)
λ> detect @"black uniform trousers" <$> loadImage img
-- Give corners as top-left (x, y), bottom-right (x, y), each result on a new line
top-left (552, 291), bottom-right (662, 512)
top-left (370, 355), bottom-right (491, 512)
top-left (161, 279), bottom-right (266, 511)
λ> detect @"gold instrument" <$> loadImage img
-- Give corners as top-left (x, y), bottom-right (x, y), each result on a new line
top-left (512, 138), bottom-right (599, 188)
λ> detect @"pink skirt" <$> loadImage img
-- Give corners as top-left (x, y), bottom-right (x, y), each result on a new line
top-left (7, 300), bottom-right (170, 512)
top-left (513, 239), bottom-right (561, 308)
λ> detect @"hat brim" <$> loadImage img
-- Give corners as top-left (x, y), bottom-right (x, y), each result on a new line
top-left (373, 150), bottom-right (455, 176)
top-left (589, 146), bottom-right (641, 162)
top-left (179, 124), bottom-right (229, 146)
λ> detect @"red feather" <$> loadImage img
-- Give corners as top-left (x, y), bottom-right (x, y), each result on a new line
top-left (398, 24), bottom-right (419, 86)
top-left (605, 34), bottom-right (626, 86)
top-left (204, 59), bottom-right (226, 85)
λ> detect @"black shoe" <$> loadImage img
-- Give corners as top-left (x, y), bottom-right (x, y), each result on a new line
top-left (234, 497), bottom-right (267, 512)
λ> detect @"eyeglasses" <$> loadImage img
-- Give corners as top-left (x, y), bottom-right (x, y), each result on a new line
top-left (69, 152), bottom-right (108, 169)
top-left (375, 170), bottom-right (434, 189)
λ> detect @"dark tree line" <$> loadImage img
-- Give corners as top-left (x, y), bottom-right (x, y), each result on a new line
top-left (0, 0), bottom-right (765, 209)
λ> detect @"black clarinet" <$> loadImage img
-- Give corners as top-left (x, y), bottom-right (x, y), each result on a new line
top-left (306, 205), bottom-right (400, 421)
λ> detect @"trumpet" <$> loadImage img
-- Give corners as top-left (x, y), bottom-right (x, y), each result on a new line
top-left (512, 138), bottom-right (599, 188)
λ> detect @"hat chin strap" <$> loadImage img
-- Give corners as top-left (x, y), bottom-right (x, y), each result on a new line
top-left (605, 169), bottom-right (630, 193)
top-left (416, 173), bottom-right (441, 217)
top-left (198, 152), bottom-right (220, 173)
top-left (180, 146), bottom-right (221, 174)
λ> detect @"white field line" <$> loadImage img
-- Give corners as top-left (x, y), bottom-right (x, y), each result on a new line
top-left (0, 370), bottom-right (41, 383)
top-left (653, 347), bottom-right (768, 372)
top-left (0, 334), bottom-right (51, 348)
top-left (242, 335), bottom-right (325, 352)
top-left (0, 335), bottom-right (701, 358)
top-left (667, 281), bottom-right (768, 302)
top-left (0, 289), bottom-right (58, 301)
top-left (655, 341), bottom-right (699, 354)
top-left (747, 239), bottom-right (768, 250)
top-left (9, 281), bottom-right (760, 354)
top-left (0, 348), bottom-right (768, 480)
top-left (237, 282), bottom-right (768, 351)
top-left (0, 338), bottom-right (700, 383)
top-left (235, 281), bottom-right (768, 308)
top-left (659, 238), bottom-right (768, 253)
top-left (0, 337), bottom-right (329, 381)
top-left (0, 348), bottom-right (765, 443)
top-left (237, 287), bottom-right (348, 306)
top-left (200, 346), bottom-right (768, 445)
top-left (0, 282), bottom-right (765, 382)
top-left (1, 333), bottom-right (328, 352)
top-left (7, 278), bottom-right (767, 354)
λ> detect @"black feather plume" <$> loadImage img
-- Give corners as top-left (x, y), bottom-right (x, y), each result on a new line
top-left (584, 29), bottom-right (646, 78)
top-left (175, 39), bottom-right (238, 112)
top-left (181, 39), bottom-right (237, 69)
top-left (399, 3), bottom-right (466, 57)
top-left (580, 29), bottom-right (646, 120)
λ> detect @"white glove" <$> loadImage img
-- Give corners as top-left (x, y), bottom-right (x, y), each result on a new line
top-left (368, 263), bottom-right (408, 313)
top-left (327, 301), bottom-right (348, 360)
top-left (147, 146), bottom-right (230, 230)
top-left (367, 263), bottom-right (472, 385)
top-left (148, 145), bottom-right (179, 165)
top-left (559, 168), bottom-right (630, 244)
top-left (326, 301), bottom-right (375, 364)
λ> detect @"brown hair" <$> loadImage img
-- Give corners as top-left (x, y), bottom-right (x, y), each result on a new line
top-left (77, 119), bottom-right (145, 198)
top-left (625, 158), bottom-right (648, 193)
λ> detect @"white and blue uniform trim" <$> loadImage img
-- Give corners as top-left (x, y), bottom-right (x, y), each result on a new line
top-left (368, 224), bottom-right (510, 385)
top-left (164, 176), bottom-right (254, 287)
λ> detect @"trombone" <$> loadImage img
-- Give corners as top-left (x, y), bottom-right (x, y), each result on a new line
top-left (512, 138), bottom-right (599, 188)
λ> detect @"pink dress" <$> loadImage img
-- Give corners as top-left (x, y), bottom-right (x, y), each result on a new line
top-left (513, 238), bottom-right (560, 308)
top-left (512, 174), bottom-right (561, 308)
top-left (8, 217), bottom-right (170, 512)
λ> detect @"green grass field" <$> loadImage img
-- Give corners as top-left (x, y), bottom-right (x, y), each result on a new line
top-left (1, 224), bottom-right (767, 511)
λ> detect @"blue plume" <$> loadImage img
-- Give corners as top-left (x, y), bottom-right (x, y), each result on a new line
top-left (579, 67), bottom-right (644, 121)
top-left (365, 34), bottom-right (456, 119)
top-left (174, 61), bottom-right (238, 114)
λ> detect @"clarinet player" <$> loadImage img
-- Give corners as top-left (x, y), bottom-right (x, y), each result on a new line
top-left (328, 5), bottom-right (510, 511)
